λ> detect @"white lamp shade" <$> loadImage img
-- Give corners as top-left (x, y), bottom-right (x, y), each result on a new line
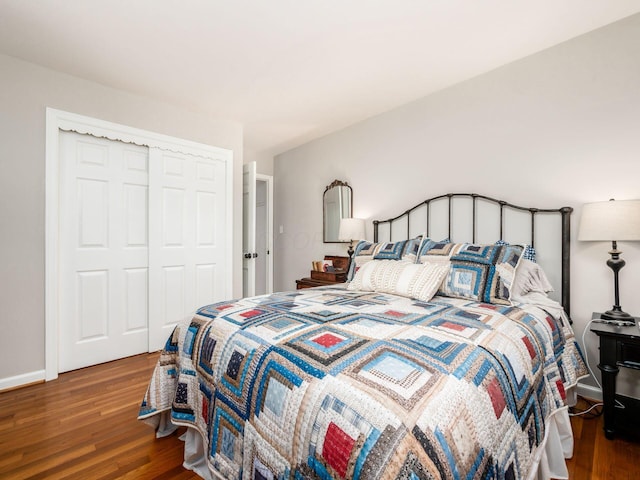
top-left (338, 218), bottom-right (366, 241)
top-left (578, 199), bottom-right (640, 241)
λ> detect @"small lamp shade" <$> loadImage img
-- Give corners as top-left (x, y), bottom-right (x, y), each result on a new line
top-left (578, 199), bottom-right (640, 241)
top-left (338, 218), bottom-right (366, 242)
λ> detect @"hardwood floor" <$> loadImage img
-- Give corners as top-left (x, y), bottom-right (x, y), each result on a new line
top-left (0, 353), bottom-right (198, 479)
top-left (1, 353), bottom-right (638, 479)
top-left (566, 397), bottom-right (640, 480)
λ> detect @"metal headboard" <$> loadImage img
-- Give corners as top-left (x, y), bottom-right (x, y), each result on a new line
top-left (372, 193), bottom-right (573, 317)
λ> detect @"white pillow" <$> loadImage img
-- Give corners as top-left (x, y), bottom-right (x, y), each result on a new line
top-left (347, 260), bottom-right (450, 302)
top-left (511, 258), bottom-right (554, 297)
top-left (347, 258), bottom-right (383, 292)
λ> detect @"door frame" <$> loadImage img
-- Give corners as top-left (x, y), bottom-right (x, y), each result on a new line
top-left (45, 108), bottom-right (233, 381)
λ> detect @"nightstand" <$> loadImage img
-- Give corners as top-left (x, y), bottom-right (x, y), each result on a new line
top-left (296, 255), bottom-right (348, 289)
top-left (295, 274), bottom-right (346, 289)
top-left (590, 312), bottom-right (640, 439)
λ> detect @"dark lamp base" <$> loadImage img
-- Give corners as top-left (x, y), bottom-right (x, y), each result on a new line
top-left (601, 308), bottom-right (633, 321)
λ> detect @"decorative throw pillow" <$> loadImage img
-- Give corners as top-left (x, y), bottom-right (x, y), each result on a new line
top-left (346, 240), bottom-right (382, 281)
top-left (417, 238), bottom-right (454, 263)
top-left (347, 259), bottom-right (450, 302)
top-left (348, 235), bottom-right (427, 281)
top-left (346, 258), bottom-right (382, 292)
top-left (438, 243), bottom-right (523, 305)
top-left (401, 235), bottom-right (424, 263)
top-left (495, 240), bottom-right (536, 262)
top-left (404, 262), bottom-right (451, 301)
top-left (374, 240), bottom-right (409, 260)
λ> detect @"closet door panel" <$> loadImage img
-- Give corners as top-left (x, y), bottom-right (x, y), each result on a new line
top-left (148, 148), bottom-right (228, 352)
top-left (196, 264), bottom-right (216, 308)
top-left (125, 267), bottom-right (149, 331)
top-left (76, 270), bottom-right (109, 339)
top-left (124, 183), bottom-right (148, 246)
top-left (58, 131), bottom-right (149, 372)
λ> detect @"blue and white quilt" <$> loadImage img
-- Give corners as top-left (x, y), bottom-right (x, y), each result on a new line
top-left (139, 286), bottom-right (586, 479)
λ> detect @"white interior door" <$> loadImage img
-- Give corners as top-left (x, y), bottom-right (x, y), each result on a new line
top-left (243, 162), bottom-right (257, 297)
top-left (255, 180), bottom-right (267, 295)
top-left (255, 175), bottom-right (273, 295)
top-left (148, 148), bottom-right (229, 351)
top-left (58, 131), bottom-right (149, 372)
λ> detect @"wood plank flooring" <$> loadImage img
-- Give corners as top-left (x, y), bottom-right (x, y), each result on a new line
top-left (566, 397), bottom-right (640, 479)
top-left (1, 353), bottom-right (638, 479)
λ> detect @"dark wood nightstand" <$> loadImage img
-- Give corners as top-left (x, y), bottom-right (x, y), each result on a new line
top-left (590, 312), bottom-right (640, 440)
top-left (295, 275), bottom-right (346, 289)
top-left (296, 255), bottom-right (348, 289)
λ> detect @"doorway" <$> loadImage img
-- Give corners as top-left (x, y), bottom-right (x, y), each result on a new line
top-left (242, 162), bottom-right (273, 297)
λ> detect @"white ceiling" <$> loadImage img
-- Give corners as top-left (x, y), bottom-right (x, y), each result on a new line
top-left (1, 1), bottom-right (639, 159)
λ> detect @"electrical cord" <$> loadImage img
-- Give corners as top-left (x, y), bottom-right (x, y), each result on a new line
top-left (569, 396), bottom-right (602, 418)
top-left (569, 320), bottom-right (604, 418)
top-left (569, 318), bottom-right (627, 417)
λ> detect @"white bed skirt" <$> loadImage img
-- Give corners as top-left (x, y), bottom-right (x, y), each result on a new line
top-left (153, 387), bottom-right (578, 480)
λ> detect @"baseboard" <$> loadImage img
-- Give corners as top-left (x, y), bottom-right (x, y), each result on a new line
top-left (0, 369), bottom-right (46, 392)
top-left (577, 382), bottom-right (603, 402)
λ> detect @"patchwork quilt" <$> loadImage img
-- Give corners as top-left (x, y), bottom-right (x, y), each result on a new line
top-left (138, 286), bottom-right (587, 480)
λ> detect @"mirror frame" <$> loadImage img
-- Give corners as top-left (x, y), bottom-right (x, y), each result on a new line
top-left (323, 179), bottom-right (353, 243)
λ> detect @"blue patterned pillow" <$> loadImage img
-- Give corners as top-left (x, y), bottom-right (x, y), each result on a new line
top-left (346, 240), bottom-right (382, 281)
top-left (439, 243), bottom-right (524, 305)
top-left (402, 236), bottom-right (424, 263)
top-left (347, 236), bottom-right (425, 281)
top-left (417, 238), bottom-right (453, 262)
top-left (374, 240), bottom-right (409, 260)
top-left (354, 240), bottom-right (380, 257)
top-left (495, 240), bottom-right (536, 262)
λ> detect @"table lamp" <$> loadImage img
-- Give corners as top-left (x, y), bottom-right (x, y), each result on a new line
top-left (578, 199), bottom-right (640, 322)
top-left (338, 218), bottom-right (366, 260)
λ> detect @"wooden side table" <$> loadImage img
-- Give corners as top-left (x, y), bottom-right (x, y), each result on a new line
top-left (590, 312), bottom-right (640, 439)
top-left (296, 255), bottom-right (348, 289)
top-left (295, 274), bottom-right (346, 289)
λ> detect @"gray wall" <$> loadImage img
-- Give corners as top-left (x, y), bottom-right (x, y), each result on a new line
top-left (0, 54), bottom-right (243, 383)
top-left (274, 14), bottom-right (640, 397)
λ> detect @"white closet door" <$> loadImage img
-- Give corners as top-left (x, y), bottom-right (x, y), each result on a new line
top-left (148, 148), bottom-right (229, 352)
top-left (59, 131), bottom-right (149, 372)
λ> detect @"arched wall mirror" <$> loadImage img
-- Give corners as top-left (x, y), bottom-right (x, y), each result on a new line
top-left (323, 180), bottom-right (352, 243)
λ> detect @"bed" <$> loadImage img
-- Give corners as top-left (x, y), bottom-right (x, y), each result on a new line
top-left (138, 193), bottom-right (587, 480)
